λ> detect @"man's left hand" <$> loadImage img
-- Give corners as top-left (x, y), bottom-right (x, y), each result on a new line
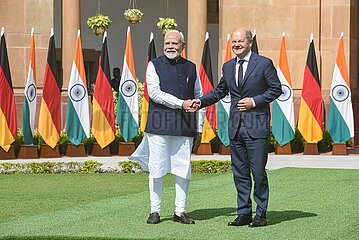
top-left (192, 133), bottom-right (202, 153)
top-left (237, 97), bottom-right (254, 111)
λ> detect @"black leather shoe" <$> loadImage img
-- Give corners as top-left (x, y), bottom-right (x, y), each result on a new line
top-left (248, 215), bottom-right (267, 227)
top-left (147, 212), bottom-right (160, 224)
top-left (228, 214), bottom-right (252, 226)
top-left (173, 212), bottom-right (195, 224)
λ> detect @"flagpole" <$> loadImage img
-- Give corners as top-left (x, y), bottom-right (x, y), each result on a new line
top-left (149, 32), bottom-right (154, 42)
top-left (103, 31), bottom-right (107, 43)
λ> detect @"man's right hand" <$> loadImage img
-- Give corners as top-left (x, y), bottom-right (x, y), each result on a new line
top-left (182, 99), bottom-right (194, 111)
top-left (182, 99), bottom-right (201, 112)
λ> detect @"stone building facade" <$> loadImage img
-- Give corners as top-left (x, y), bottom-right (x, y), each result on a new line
top-left (0, 0), bottom-right (358, 146)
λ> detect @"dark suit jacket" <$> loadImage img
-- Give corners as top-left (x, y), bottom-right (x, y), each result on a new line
top-left (200, 52), bottom-right (282, 139)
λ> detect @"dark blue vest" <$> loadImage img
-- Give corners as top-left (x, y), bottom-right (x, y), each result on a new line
top-left (145, 56), bottom-right (198, 137)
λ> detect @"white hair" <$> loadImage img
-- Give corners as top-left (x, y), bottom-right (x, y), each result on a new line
top-left (164, 30), bottom-right (185, 44)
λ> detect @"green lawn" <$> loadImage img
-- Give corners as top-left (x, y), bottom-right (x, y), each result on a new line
top-left (0, 168), bottom-right (358, 240)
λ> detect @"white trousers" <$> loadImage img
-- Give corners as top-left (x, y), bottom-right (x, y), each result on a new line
top-left (149, 175), bottom-right (189, 215)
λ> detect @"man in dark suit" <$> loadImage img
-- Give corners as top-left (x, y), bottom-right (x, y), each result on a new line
top-left (192, 27), bottom-right (282, 227)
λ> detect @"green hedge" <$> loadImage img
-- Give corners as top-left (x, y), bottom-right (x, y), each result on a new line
top-left (0, 160), bottom-right (232, 174)
top-left (191, 160), bottom-right (231, 173)
top-left (0, 160), bottom-right (103, 174)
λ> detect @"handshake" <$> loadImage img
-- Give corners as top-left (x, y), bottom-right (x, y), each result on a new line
top-left (182, 99), bottom-right (201, 112)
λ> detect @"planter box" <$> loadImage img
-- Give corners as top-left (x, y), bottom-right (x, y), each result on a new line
top-left (18, 145), bottom-right (38, 159)
top-left (91, 143), bottom-right (111, 156)
top-left (40, 145), bottom-right (61, 158)
top-left (0, 146), bottom-right (16, 160)
top-left (303, 142), bottom-right (319, 155)
top-left (66, 143), bottom-right (87, 157)
top-left (218, 143), bottom-right (230, 155)
top-left (332, 143), bottom-right (348, 155)
top-left (195, 142), bottom-right (212, 155)
top-left (275, 143), bottom-right (292, 155)
top-left (118, 142), bottom-right (136, 156)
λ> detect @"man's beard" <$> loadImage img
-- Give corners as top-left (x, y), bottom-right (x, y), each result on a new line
top-left (164, 49), bottom-right (180, 59)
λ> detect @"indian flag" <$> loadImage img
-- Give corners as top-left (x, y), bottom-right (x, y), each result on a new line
top-left (327, 32), bottom-right (354, 143)
top-left (117, 26), bottom-right (139, 142)
top-left (22, 27), bottom-right (37, 145)
top-left (272, 33), bottom-right (295, 146)
top-left (217, 33), bottom-right (232, 146)
top-left (65, 30), bottom-right (90, 145)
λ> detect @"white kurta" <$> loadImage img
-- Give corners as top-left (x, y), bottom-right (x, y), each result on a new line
top-left (129, 133), bottom-right (193, 179)
top-left (129, 61), bottom-right (205, 180)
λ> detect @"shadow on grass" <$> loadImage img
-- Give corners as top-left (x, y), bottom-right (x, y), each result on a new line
top-left (189, 207), bottom-right (237, 220)
top-left (159, 207), bottom-right (236, 222)
top-left (160, 208), bottom-right (317, 225)
top-left (268, 210), bottom-right (317, 225)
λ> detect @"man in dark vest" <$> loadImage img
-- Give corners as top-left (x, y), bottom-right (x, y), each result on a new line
top-left (129, 30), bottom-right (205, 224)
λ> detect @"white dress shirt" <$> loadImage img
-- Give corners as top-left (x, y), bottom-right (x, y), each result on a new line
top-left (235, 51), bottom-right (256, 108)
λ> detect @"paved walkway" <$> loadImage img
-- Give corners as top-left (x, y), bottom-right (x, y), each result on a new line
top-left (2, 151), bottom-right (359, 171)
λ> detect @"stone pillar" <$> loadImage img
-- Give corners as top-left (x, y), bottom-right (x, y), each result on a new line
top-left (187, 0), bottom-right (207, 68)
top-left (62, 0), bottom-right (80, 90)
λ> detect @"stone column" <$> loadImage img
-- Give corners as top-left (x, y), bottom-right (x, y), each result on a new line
top-left (187, 0), bottom-right (207, 68)
top-left (62, 0), bottom-right (80, 90)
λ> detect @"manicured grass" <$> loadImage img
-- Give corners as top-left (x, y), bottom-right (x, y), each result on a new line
top-left (0, 168), bottom-right (358, 240)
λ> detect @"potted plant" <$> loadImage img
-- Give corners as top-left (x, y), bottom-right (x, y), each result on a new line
top-left (36, 130), bottom-right (61, 158)
top-left (87, 13), bottom-right (112, 36)
top-left (157, 17), bottom-right (177, 35)
top-left (82, 134), bottom-right (97, 155)
top-left (17, 129), bottom-right (39, 159)
top-left (124, 8), bottom-right (143, 24)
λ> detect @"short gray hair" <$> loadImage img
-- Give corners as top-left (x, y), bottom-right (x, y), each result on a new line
top-left (164, 30), bottom-right (185, 44)
top-left (232, 27), bottom-right (252, 41)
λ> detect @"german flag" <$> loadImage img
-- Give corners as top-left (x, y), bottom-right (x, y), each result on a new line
top-left (140, 32), bottom-right (156, 132)
top-left (91, 32), bottom-right (115, 148)
top-left (298, 34), bottom-right (323, 143)
top-left (0, 27), bottom-right (17, 152)
top-left (251, 29), bottom-right (259, 54)
top-left (38, 28), bottom-right (61, 148)
top-left (199, 32), bottom-right (216, 143)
